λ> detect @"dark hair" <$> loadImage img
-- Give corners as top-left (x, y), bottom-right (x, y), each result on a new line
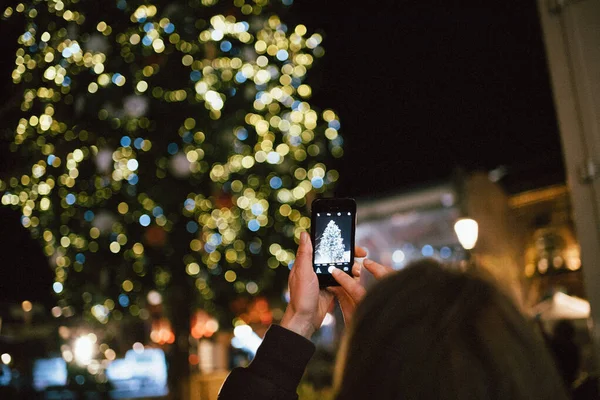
top-left (333, 258), bottom-right (568, 400)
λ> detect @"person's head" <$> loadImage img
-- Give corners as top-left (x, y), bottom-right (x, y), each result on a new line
top-left (333, 258), bottom-right (568, 400)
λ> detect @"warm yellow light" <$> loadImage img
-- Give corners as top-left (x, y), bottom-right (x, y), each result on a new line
top-left (454, 218), bottom-right (478, 250)
top-left (22, 300), bottom-right (33, 312)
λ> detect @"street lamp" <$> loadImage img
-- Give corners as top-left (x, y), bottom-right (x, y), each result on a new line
top-left (454, 218), bottom-right (478, 266)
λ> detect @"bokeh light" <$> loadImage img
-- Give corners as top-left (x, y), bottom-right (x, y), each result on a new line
top-left (1, 0), bottom-right (341, 327)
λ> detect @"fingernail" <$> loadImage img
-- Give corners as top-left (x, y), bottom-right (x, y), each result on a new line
top-left (331, 268), bottom-right (340, 275)
top-left (300, 231), bottom-right (308, 243)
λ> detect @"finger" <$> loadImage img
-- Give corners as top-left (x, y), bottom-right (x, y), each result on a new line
top-left (331, 268), bottom-right (366, 303)
top-left (355, 246), bottom-right (368, 258)
top-left (319, 289), bottom-right (335, 312)
top-left (293, 232), bottom-right (314, 276)
top-left (327, 286), bottom-right (356, 324)
top-left (363, 258), bottom-right (394, 279)
top-left (351, 262), bottom-right (362, 277)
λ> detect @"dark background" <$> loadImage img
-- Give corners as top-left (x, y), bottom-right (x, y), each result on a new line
top-left (286, 0), bottom-right (565, 198)
top-left (0, 0), bottom-right (565, 303)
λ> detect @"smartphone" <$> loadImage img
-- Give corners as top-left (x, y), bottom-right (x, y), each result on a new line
top-left (310, 198), bottom-right (356, 287)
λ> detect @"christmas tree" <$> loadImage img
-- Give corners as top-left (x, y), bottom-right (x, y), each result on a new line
top-left (0, 0), bottom-right (342, 390)
top-left (317, 220), bottom-right (345, 263)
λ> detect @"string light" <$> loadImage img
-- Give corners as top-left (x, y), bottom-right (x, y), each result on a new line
top-left (1, 0), bottom-right (341, 327)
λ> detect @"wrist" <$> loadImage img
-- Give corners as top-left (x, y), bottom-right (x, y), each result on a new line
top-left (280, 308), bottom-right (315, 339)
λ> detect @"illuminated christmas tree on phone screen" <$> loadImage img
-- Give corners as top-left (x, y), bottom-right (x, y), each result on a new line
top-left (316, 220), bottom-right (346, 263)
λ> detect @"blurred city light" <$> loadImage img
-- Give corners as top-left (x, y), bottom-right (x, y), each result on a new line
top-left (1, 353), bottom-right (11, 365)
top-left (232, 324), bottom-right (262, 356)
top-left (73, 334), bottom-right (96, 366)
top-left (21, 300), bottom-right (32, 312)
top-left (454, 218), bottom-right (479, 250)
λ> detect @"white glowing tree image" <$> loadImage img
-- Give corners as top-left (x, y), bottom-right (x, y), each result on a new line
top-left (317, 220), bottom-right (345, 263)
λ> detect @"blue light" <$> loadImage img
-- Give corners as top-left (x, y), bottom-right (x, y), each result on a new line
top-left (164, 23), bottom-right (175, 34)
top-left (290, 136), bottom-right (301, 145)
top-left (235, 72), bottom-right (246, 83)
top-left (127, 174), bottom-right (139, 185)
top-left (288, 260), bottom-right (294, 270)
top-left (311, 177), bottom-right (324, 189)
top-left (23, 32), bottom-right (32, 41)
top-left (117, 0), bottom-right (127, 10)
top-left (422, 245), bottom-right (434, 257)
top-left (249, 242), bottom-right (261, 254)
top-left (53, 282), bottom-right (63, 293)
top-left (118, 294), bottom-right (130, 307)
top-left (184, 199), bottom-right (195, 211)
top-left (84, 210), bottom-right (94, 222)
top-left (139, 214), bottom-right (151, 226)
top-left (236, 128), bottom-right (248, 140)
top-left (328, 120), bottom-right (341, 130)
top-left (186, 221), bottom-right (198, 233)
top-left (220, 41), bottom-right (232, 52)
top-left (167, 143), bottom-right (178, 155)
top-left (269, 176), bottom-right (282, 189)
top-left (276, 49), bottom-right (289, 61)
top-left (291, 100), bottom-right (301, 110)
top-left (190, 70), bottom-right (201, 81)
top-left (65, 193), bottom-right (76, 205)
top-left (62, 47), bottom-right (72, 58)
top-left (142, 35), bottom-right (153, 46)
top-left (152, 206), bottom-right (163, 217)
top-left (120, 136), bottom-right (132, 147)
top-left (182, 131), bottom-right (193, 143)
top-left (111, 73), bottom-right (123, 84)
top-left (251, 203), bottom-right (263, 216)
top-left (62, 76), bottom-right (71, 87)
top-left (47, 154), bottom-right (56, 165)
top-left (143, 22), bottom-right (153, 32)
top-left (204, 243), bottom-right (216, 253)
top-left (440, 247), bottom-right (452, 259)
top-left (208, 233), bottom-right (222, 246)
top-left (76, 253), bottom-right (86, 263)
top-left (248, 220), bottom-right (260, 232)
top-left (134, 137), bottom-right (144, 149)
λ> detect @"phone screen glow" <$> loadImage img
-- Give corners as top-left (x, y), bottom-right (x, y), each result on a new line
top-left (313, 211), bottom-right (354, 274)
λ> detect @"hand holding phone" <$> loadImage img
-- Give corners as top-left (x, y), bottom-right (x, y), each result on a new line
top-left (310, 198), bottom-right (356, 287)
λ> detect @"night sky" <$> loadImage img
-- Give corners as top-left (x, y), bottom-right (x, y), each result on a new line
top-left (285, 0), bottom-right (565, 198)
top-left (0, 0), bottom-right (565, 303)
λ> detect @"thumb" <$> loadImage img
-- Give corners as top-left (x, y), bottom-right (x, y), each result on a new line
top-left (294, 232), bottom-right (314, 273)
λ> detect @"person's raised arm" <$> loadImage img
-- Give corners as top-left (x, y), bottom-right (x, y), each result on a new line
top-left (218, 231), bottom-right (333, 400)
top-left (280, 231), bottom-right (335, 338)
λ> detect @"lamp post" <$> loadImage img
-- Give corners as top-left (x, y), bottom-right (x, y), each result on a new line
top-left (454, 218), bottom-right (478, 268)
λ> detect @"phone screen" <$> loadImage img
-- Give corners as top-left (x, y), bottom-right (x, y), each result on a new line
top-left (311, 198), bottom-right (356, 286)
